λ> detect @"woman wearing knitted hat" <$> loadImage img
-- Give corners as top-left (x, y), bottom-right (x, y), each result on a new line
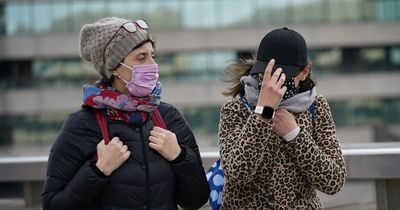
top-left (216, 28), bottom-right (346, 209)
top-left (42, 17), bottom-right (209, 210)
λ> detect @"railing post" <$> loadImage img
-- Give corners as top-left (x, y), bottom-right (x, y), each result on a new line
top-left (23, 181), bottom-right (43, 207)
top-left (376, 180), bottom-right (388, 210)
top-left (376, 179), bottom-right (400, 210)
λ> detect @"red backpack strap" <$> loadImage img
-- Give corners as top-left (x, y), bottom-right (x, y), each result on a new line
top-left (92, 109), bottom-right (109, 161)
top-left (94, 109), bottom-right (110, 144)
top-left (151, 108), bottom-right (166, 129)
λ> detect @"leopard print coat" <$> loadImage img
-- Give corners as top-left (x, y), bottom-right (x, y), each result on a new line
top-left (219, 95), bottom-right (346, 210)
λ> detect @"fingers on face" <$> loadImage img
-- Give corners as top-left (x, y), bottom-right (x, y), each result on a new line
top-left (270, 68), bottom-right (282, 83)
top-left (263, 59), bottom-right (275, 81)
top-left (277, 72), bottom-right (286, 87)
top-left (262, 59), bottom-right (289, 88)
top-left (280, 85), bottom-right (288, 95)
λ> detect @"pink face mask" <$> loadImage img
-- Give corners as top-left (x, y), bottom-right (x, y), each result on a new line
top-left (119, 63), bottom-right (159, 97)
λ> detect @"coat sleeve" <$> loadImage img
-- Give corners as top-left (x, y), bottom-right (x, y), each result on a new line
top-left (161, 104), bottom-right (210, 210)
top-left (218, 99), bottom-right (275, 185)
top-left (42, 112), bottom-right (110, 210)
top-left (282, 95), bottom-right (346, 195)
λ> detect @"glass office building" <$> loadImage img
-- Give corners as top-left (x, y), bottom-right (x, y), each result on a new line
top-left (1, 0), bottom-right (400, 146)
top-left (1, 1), bottom-right (400, 209)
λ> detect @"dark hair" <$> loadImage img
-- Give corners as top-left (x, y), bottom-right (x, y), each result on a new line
top-left (297, 63), bottom-right (316, 93)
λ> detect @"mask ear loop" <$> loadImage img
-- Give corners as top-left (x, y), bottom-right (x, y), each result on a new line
top-left (115, 62), bottom-right (131, 84)
top-left (119, 62), bottom-right (131, 70)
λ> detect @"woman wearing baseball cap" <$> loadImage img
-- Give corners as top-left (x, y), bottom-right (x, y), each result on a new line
top-left (218, 27), bottom-right (346, 209)
top-left (42, 17), bottom-right (209, 210)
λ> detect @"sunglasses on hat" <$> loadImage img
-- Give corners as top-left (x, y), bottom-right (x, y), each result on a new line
top-left (121, 19), bottom-right (149, 33)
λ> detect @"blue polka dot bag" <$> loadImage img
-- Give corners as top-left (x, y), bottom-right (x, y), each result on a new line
top-left (206, 159), bottom-right (224, 210)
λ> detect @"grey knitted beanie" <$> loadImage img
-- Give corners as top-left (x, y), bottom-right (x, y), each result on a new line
top-left (79, 17), bottom-right (154, 80)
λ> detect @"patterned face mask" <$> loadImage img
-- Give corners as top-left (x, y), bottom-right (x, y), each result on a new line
top-left (256, 75), bottom-right (299, 101)
top-left (282, 77), bottom-right (299, 101)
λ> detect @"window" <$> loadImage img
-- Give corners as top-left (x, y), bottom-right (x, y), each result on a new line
top-left (109, 1), bottom-right (143, 23)
top-left (0, 60), bottom-right (32, 88)
top-left (311, 48), bottom-right (342, 74)
top-left (330, 97), bottom-right (400, 128)
top-left (146, 0), bottom-right (179, 29)
top-left (0, 3), bottom-right (5, 34)
top-left (360, 47), bottom-right (388, 70)
top-left (326, 0), bottom-right (362, 23)
top-left (33, 58), bottom-right (96, 87)
top-left (292, 0), bottom-right (324, 24)
top-left (220, 0), bottom-right (254, 27)
top-left (255, 0), bottom-right (290, 25)
top-left (51, 1), bottom-right (74, 33)
top-left (72, 1), bottom-right (107, 31)
top-left (375, 0), bottom-right (400, 21)
top-left (181, 0), bottom-right (218, 29)
top-left (0, 112), bottom-right (67, 144)
top-left (389, 47), bottom-right (400, 66)
top-left (5, 2), bottom-right (34, 35)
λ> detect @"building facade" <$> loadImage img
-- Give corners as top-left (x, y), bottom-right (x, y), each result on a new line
top-left (1, 0), bottom-right (400, 147)
top-left (1, 0), bottom-right (400, 209)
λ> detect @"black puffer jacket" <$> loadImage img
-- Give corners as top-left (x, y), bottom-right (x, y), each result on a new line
top-left (42, 102), bottom-right (210, 210)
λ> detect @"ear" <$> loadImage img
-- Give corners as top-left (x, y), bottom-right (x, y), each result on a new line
top-left (112, 68), bottom-right (119, 77)
top-left (300, 64), bottom-right (311, 81)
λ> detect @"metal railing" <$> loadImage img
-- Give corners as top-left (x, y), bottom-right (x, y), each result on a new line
top-left (1, 143), bottom-right (400, 209)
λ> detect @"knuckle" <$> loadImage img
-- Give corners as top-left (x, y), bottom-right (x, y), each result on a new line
top-left (260, 83), bottom-right (267, 89)
top-left (166, 132), bottom-right (172, 138)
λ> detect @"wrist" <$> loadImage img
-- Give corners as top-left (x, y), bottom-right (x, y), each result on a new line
top-left (91, 160), bottom-right (109, 178)
top-left (95, 161), bottom-right (111, 176)
top-left (283, 126), bottom-right (301, 142)
top-left (170, 147), bottom-right (186, 164)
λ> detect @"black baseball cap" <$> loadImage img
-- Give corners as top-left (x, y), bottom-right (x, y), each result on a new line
top-left (250, 27), bottom-right (308, 79)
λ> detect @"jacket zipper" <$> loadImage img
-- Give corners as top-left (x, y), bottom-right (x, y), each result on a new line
top-left (139, 125), bottom-right (150, 210)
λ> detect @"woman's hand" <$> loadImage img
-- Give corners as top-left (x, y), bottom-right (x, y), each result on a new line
top-left (96, 137), bottom-right (131, 176)
top-left (257, 59), bottom-right (287, 109)
top-left (149, 126), bottom-right (181, 161)
top-left (272, 109), bottom-right (298, 137)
